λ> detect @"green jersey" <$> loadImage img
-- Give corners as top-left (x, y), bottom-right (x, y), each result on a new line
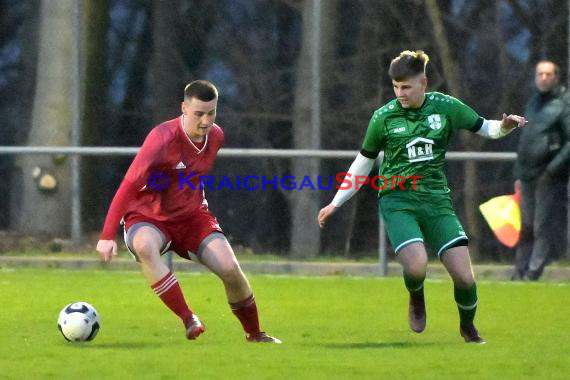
top-left (361, 91), bottom-right (483, 195)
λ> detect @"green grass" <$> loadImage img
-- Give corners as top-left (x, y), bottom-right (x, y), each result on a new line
top-left (1, 268), bottom-right (569, 379)
top-left (0, 248), bottom-right (380, 263)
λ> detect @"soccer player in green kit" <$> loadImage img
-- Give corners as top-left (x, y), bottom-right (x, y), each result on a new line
top-left (318, 50), bottom-right (527, 343)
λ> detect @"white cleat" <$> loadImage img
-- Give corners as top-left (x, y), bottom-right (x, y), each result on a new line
top-left (184, 314), bottom-right (205, 340)
top-left (246, 332), bottom-right (282, 344)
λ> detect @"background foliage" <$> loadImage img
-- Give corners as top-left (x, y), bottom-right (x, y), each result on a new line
top-left (0, 0), bottom-right (568, 259)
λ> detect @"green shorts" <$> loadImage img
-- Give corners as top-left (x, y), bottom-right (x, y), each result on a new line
top-left (379, 190), bottom-right (468, 257)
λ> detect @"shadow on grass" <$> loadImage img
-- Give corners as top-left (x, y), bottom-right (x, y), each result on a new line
top-left (70, 342), bottom-right (163, 349)
top-left (322, 341), bottom-right (436, 349)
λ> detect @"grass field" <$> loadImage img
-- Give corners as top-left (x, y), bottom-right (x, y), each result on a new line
top-left (1, 268), bottom-right (569, 379)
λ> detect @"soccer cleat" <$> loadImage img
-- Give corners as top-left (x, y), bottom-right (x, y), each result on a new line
top-left (408, 289), bottom-right (426, 333)
top-left (246, 331), bottom-right (282, 344)
top-left (184, 314), bottom-right (205, 340)
top-left (525, 270), bottom-right (541, 281)
top-left (460, 324), bottom-right (486, 344)
top-left (510, 271), bottom-right (526, 281)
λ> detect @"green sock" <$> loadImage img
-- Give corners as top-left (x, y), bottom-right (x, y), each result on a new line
top-left (403, 271), bottom-right (425, 293)
top-left (454, 283), bottom-right (478, 326)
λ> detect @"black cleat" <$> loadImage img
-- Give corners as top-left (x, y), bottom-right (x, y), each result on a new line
top-left (408, 288), bottom-right (426, 333)
top-left (511, 271), bottom-right (526, 281)
top-left (460, 324), bottom-right (486, 344)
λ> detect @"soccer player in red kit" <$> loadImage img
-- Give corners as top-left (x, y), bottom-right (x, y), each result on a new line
top-left (96, 80), bottom-right (281, 343)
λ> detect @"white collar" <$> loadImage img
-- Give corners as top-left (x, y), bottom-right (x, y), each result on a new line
top-left (180, 115), bottom-right (208, 154)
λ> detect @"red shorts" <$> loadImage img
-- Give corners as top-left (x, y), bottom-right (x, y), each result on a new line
top-left (123, 206), bottom-right (224, 260)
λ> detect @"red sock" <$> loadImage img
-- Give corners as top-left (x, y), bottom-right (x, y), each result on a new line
top-left (151, 272), bottom-right (193, 322)
top-left (230, 294), bottom-right (260, 335)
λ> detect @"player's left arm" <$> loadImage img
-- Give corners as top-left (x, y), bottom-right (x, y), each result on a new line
top-left (445, 95), bottom-right (526, 138)
top-left (476, 113), bottom-right (527, 139)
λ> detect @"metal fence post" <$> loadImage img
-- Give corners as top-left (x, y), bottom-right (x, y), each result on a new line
top-left (70, 0), bottom-right (83, 246)
top-left (379, 216), bottom-right (387, 276)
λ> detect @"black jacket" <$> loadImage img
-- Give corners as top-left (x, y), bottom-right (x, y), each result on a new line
top-left (515, 86), bottom-right (570, 180)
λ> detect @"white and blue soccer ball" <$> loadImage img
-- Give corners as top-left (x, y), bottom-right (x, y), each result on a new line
top-left (57, 302), bottom-right (100, 342)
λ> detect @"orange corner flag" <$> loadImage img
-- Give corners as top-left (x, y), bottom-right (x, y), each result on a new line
top-left (479, 188), bottom-right (521, 248)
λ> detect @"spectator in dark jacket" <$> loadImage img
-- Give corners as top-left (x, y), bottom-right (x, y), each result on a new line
top-left (512, 60), bottom-right (570, 280)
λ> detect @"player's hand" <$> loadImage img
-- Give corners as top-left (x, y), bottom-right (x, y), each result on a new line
top-left (96, 240), bottom-right (118, 262)
top-left (501, 113), bottom-right (527, 130)
top-left (318, 203), bottom-right (338, 228)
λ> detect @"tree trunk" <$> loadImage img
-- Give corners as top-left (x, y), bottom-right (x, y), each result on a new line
top-left (150, 0), bottom-right (186, 125)
top-left (426, 0), bottom-right (481, 257)
top-left (82, 0), bottom-right (110, 230)
top-left (289, 0), bottom-right (337, 257)
top-left (343, 2), bottom-right (386, 256)
top-left (13, 0), bottom-right (76, 236)
top-left (8, 0), bottom-right (40, 229)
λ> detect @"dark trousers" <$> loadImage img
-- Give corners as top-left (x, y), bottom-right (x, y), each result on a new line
top-left (513, 173), bottom-right (569, 280)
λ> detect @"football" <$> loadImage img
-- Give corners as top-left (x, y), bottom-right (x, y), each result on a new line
top-left (57, 302), bottom-right (100, 342)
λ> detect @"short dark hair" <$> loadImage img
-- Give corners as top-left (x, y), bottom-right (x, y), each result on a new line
top-left (184, 80), bottom-right (218, 101)
top-left (388, 50), bottom-right (430, 81)
top-left (536, 60), bottom-right (560, 77)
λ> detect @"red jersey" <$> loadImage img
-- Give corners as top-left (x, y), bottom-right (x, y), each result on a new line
top-left (100, 116), bottom-right (224, 239)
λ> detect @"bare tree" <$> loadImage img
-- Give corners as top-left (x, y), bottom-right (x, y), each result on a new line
top-left (81, 0), bottom-right (110, 230)
top-left (150, 0), bottom-right (187, 125)
top-left (13, 0), bottom-right (77, 236)
top-left (6, 0), bottom-right (40, 229)
top-left (289, 0), bottom-right (338, 257)
top-left (426, 0), bottom-right (483, 256)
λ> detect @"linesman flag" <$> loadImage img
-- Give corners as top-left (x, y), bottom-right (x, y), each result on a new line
top-left (479, 185), bottom-right (521, 248)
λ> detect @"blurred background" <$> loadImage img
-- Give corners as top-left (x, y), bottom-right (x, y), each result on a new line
top-left (0, 0), bottom-right (568, 263)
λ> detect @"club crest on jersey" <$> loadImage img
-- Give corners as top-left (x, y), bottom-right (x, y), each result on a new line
top-left (175, 161), bottom-right (186, 170)
top-left (406, 137), bottom-right (434, 163)
top-left (427, 114), bottom-right (442, 130)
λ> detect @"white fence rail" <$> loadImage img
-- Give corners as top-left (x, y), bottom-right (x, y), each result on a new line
top-left (0, 146), bottom-right (517, 275)
top-left (0, 146), bottom-right (516, 160)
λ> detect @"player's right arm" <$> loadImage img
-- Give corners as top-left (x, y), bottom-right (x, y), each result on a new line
top-left (96, 129), bottom-right (164, 262)
top-left (318, 110), bottom-right (385, 228)
top-left (96, 179), bottom-right (139, 262)
top-left (317, 153), bottom-right (376, 227)
top-left (96, 239), bottom-right (118, 263)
